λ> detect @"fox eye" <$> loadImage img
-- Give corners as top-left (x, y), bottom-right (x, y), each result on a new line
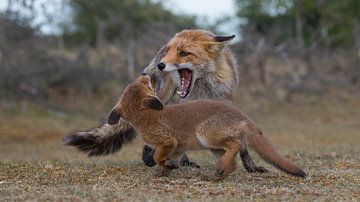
top-left (179, 51), bottom-right (190, 57)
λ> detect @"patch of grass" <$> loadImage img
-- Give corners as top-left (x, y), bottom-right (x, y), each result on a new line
top-left (1, 97), bottom-right (360, 201)
top-left (1, 156), bottom-right (359, 201)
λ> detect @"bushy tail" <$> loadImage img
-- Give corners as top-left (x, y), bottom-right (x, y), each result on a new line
top-left (246, 129), bottom-right (307, 178)
top-left (63, 118), bottom-right (137, 156)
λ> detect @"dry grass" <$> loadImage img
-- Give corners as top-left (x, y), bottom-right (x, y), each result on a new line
top-left (1, 97), bottom-right (360, 201)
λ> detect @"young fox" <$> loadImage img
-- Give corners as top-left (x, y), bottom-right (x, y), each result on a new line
top-left (108, 75), bottom-right (307, 181)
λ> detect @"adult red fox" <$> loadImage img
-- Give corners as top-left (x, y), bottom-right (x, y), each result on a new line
top-left (107, 75), bottom-right (307, 181)
top-left (64, 29), bottom-right (265, 172)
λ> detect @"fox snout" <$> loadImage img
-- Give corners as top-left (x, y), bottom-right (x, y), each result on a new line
top-left (157, 62), bottom-right (166, 71)
top-left (157, 62), bottom-right (193, 72)
top-left (156, 62), bottom-right (178, 72)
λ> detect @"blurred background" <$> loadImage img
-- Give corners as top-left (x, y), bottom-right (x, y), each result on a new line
top-left (0, 0), bottom-right (359, 159)
top-left (1, 1), bottom-right (360, 200)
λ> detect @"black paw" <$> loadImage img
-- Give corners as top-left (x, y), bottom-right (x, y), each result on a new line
top-left (180, 155), bottom-right (200, 168)
top-left (245, 166), bottom-right (269, 173)
top-left (215, 169), bottom-right (225, 177)
top-left (255, 167), bottom-right (269, 173)
top-left (164, 160), bottom-right (179, 169)
top-left (142, 145), bottom-right (156, 167)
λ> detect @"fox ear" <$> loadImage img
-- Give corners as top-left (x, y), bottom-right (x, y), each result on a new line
top-left (143, 97), bottom-right (163, 110)
top-left (205, 42), bottom-right (226, 52)
top-left (214, 35), bottom-right (235, 42)
top-left (205, 35), bottom-right (235, 52)
top-left (108, 106), bottom-right (122, 125)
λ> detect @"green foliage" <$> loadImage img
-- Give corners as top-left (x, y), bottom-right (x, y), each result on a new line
top-left (316, 0), bottom-right (360, 47)
top-left (235, 0), bottom-right (360, 48)
top-left (64, 0), bottom-right (197, 45)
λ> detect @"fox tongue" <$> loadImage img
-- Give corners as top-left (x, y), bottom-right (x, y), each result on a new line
top-left (179, 69), bottom-right (191, 97)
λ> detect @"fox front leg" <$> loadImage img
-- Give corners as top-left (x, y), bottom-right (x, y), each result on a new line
top-left (142, 145), bottom-right (156, 167)
top-left (240, 149), bottom-right (269, 173)
top-left (153, 138), bottom-right (178, 177)
top-left (142, 145), bottom-right (200, 168)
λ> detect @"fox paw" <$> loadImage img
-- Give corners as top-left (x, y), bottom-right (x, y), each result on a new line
top-left (180, 155), bottom-right (200, 168)
top-left (245, 166), bottom-right (269, 173)
top-left (164, 160), bottom-right (179, 169)
top-left (215, 169), bottom-right (225, 177)
top-left (142, 145), bottom-right (156, 167)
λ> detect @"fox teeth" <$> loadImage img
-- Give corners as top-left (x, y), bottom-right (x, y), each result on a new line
top-left (176, 90), bottom-right (186, 97)
top-left (177, 90), bottom-right (185, 96)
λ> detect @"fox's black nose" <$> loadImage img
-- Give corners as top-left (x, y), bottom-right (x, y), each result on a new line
top-left (157, 62), bottom-right (166, 71)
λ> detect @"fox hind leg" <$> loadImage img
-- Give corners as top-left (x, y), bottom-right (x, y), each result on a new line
top-left (203, 139), bottom-right (241, 181)
top-left (210, 143), bottom-right (268, 173)
top-left (239, 138), bottom-right (269, 173)
top-left (211, 147), bottom-right (269, 174)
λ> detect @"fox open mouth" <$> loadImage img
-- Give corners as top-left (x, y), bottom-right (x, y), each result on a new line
top-left (176, 69), bottom-right (192, 98)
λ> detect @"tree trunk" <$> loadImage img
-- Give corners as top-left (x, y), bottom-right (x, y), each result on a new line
top-left (57, 35), bottom-right (65, 50)
top-left (95, 17), bottom-right (106, 49)
top-left (352, 20), bottom-right (360, 85)
top-left (6, 0), bottom-right (12, 14)
top-left (295, 0), bottom-right (304, 49)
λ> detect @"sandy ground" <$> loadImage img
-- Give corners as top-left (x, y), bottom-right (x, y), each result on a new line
top-left (1, 97), bottom-right (359, 201)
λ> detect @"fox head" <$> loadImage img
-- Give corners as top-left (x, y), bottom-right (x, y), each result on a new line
top-left (155, 29), bottom-right (235, 99)
top-left (108, 75), bottom-right (163, 125)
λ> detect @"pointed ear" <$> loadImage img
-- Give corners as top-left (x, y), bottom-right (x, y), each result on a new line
top-left (203, 41), bottom-right (225, 53)
top-left (203, 35), bottom-right (235, 53)
top-left (143, 97), bottom-right (163, 110)
top-left (108, 106), bottom-right (122, 125)
top-left (214, 35), bottom-right (235, 42)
